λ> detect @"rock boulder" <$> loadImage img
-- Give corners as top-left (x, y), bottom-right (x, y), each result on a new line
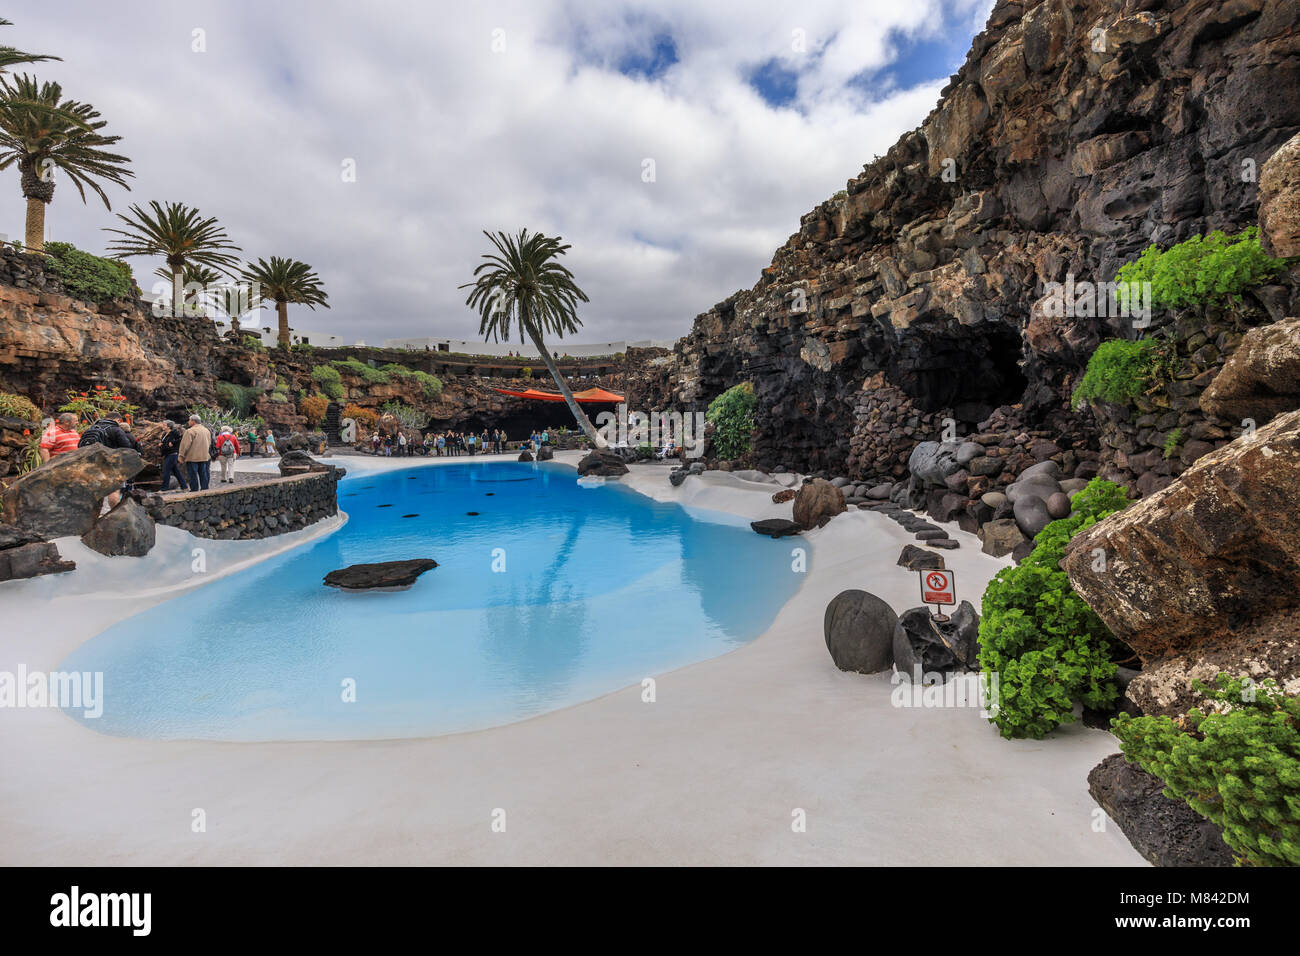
top-left (576, 450), bottom-right (629, 477)
top-left (324, 559), bottom-right (438, 591)
top-left (824, 590), bottom-right (898, 674)
top-left (1200, 317), bottom-right (1300, 424)
top-left (1, 445), bottom-right (145, 538)
top-left (1064, 410), bottom-right (1300, 707)
top-left (1259, 131), bottom-right (1300, 258)
top-left (792, 478), bottom-right (845, 529)
top-left (80, 498), bottom-right (156, 557)
top-left (1087, 754), bottom-right (1233, 867)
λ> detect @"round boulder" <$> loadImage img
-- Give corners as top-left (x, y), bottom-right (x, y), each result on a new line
top-left (825, 590), bottom-right (898, 674)
top-left (1013, 494), bottom-right (1053, 538)
top-left (1046, 491), bottom-right (1072, 519)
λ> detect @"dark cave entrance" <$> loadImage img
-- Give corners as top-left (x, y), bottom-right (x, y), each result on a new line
top-left (429, 403), bottom-right (619, 440)
top-left (889, 321), bottom-right (1027, 427)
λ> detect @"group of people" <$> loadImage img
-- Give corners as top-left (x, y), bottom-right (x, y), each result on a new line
top-left (367, 428), bottom-right (522, 457)
top-left (38, 411), bottom-right (144, 508)
top-left (159, 416), bottom-right (250, 492)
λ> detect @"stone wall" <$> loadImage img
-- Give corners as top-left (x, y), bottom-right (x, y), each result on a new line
top-left (140, 472), bottom-right (337, 540)
top-left (659, 0), bottom-right (1300, 479)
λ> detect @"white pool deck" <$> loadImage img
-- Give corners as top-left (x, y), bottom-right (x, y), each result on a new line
top-left (0, 450), bottom-right (1146, 865)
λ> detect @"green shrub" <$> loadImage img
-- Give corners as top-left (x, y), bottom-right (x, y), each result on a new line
top-left (1162, 428), bottom-right (1183, 460)
top-left (1072, 338), bottom-right (1163, 409)
top-left (706, 382), bottom-right (756, 459)
top-left (979, 478), bottom-right (1131, 739)
top-left (0, 391), bottom-right (41, 421)
top-left (1114, 675), bottom-right (1300, 866)
top-left (311, 365), bottom-right (345, 401)
top-left (1115, 227), bottom-right (1289, 310)
top-left (520, 367), bottom-right (532, 379)
top-left (332, 357), bottom-right (390, 384)
top-left (380, 364), bottom-right (443, 399)
top-left (242, 334), bottom-right (264, 351)
top-left (214, 381), bottom-right (262, 417)
top-left (44, 241), bottom-right (134, 304)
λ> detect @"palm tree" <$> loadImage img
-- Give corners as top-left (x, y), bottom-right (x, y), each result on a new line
top-left (239, 256), bottom-right (329, 349)
top-left (461, 228), bottom-right (606, 448)
top-left (105, 201), bottom-right (240, 316)
top-left (0, 19), bottom-right (59, 73)
top-left (0, 75), bottom-right (132, 251)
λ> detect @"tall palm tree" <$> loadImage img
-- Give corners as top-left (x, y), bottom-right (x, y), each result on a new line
top-left (0, 75), bottom-right (132, 251)
top-left (105, 200), bottom-right (240, 316)
top-left (0, 19), bottom-right (59, 73)
top-left (239, 256), bottom-right (329, 349)
top-left (461, 228), bottom-right (606, 448)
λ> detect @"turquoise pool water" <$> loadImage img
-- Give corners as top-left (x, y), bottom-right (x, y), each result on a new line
top-left (60, 461), bottom-right (804, 741)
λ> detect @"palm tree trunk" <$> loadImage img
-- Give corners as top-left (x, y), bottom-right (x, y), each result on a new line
top-left (172, 267), bottom-right (184, 318)
top-left (276, 300), bottom-right (290, 349)
top-left (24, 198), bottom-right (45, 252)
top-left (524, 320), bottom-right (607, 449)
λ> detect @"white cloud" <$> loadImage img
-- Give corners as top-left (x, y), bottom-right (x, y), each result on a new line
top-left (1, 0), bottom-right (994, 345)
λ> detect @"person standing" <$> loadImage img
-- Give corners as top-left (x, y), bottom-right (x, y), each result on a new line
top-left (179, 414), bottom-right (212, 491)
top-left (159, 420), bottom-right (189, 491)
top-left (398, 432), bottom-right (407, 457)
top-left (39, 413), bottom-right (81, 462)
top-left (263, 429), bottom-right (277, 457)
top-left (215, 426), bottom-right (240, 483)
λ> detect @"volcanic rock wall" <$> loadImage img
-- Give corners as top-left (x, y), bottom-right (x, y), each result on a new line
top-left (664, 0), bottom-right (1300, 478)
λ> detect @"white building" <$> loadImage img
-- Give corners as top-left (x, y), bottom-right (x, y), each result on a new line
top-left (379, 337), bottom-right (677, 356)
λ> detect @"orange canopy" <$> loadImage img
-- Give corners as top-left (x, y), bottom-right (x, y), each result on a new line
top-left (493, 386), bottom-right (624, 403)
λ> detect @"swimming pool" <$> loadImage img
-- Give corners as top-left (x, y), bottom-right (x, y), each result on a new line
top-left (60, 461), bottom-right (805, 741)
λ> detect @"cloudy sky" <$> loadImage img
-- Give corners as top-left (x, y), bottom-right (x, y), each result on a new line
top-left (4, 0), bottom-right (994, 346)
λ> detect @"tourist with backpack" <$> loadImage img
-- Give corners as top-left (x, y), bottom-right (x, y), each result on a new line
top-left (215, 426), bottom-right (240, 483)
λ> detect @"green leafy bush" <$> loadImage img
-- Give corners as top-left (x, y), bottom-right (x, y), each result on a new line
top-left (1114, 675), bottom-right (1300, 866)
top-left (380, 363), bottom-right (443, 399)
top-left (44, 241), bottom-right (134, 304)
top-left (979, 478), bottom-right (1131, 739)
top-left (1114, 227), bottom-right (1288, 310)
top-left (1162, 428), bottom-right (1183, 460)
top-left (1072, 338), bottom-right (1162, 409)
top-left (214, 381), bottom-right (263, 417)
top-left (242, 334), bottom-right (264, 351)
top-left (311, 364), bottom-right (345, 401)
top-left (0, 391), bottom-right (41, 422)
top-left (706, 382), bottom-right (756, 459)
top-left (332, 357), bottom-right (390, 384)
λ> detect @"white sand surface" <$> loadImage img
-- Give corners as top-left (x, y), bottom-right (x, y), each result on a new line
top-left (0, 450), bottom-right (1145, 865)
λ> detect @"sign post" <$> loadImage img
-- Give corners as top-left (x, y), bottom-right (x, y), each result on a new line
top-left (919, 569), bottom-right (957, 622)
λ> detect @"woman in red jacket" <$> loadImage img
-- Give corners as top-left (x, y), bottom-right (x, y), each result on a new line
top-left (214, 426), bottom-right (240, 484)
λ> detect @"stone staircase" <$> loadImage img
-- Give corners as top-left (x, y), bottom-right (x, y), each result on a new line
top-left (324, 402), bottom-right (342, 445)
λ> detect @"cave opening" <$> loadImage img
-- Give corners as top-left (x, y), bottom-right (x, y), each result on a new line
top-left (428, 403), bottom-right (618, 440)
top-left (889, 320), bottom-right (1027, 428)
